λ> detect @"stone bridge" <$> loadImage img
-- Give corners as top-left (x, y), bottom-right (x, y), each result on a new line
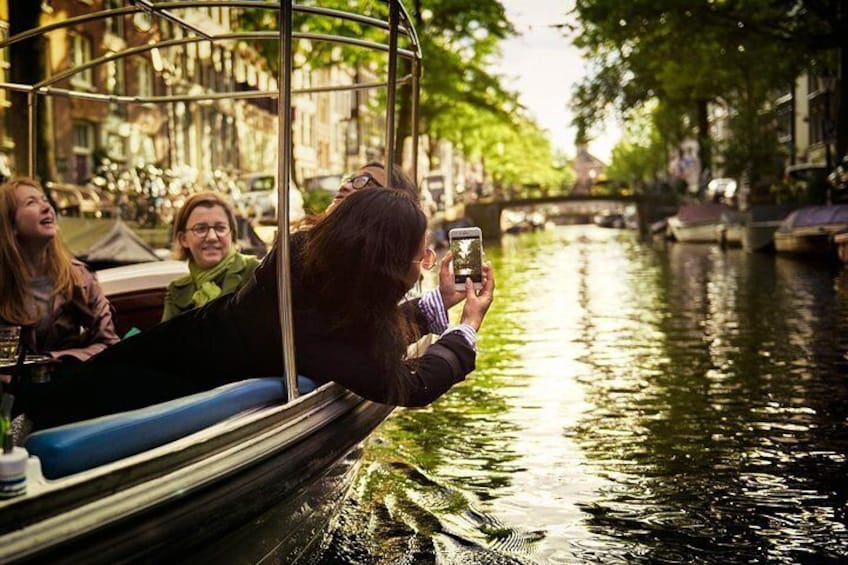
top-left (464, 194), bottom-right (641, 238)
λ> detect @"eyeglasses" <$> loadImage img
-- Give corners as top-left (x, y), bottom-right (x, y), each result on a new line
top-left (341, 173), bottom-right (383, 190)
top-left (187, 223), bottom-right (230, 238)
top-left (411, 248), bottom-right (437, 270)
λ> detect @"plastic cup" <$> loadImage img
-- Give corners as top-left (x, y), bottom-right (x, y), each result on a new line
top-left (0, 447), bottom-right (28, 499)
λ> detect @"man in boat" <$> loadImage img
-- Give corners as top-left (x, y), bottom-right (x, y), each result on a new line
top-left (17, 188), bottom-right (495, 429)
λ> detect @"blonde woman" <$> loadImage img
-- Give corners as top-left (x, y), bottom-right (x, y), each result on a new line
top-left (0, 178), bottom-right (118, 364)
top-left (161, 191), bottom-right (260, 321)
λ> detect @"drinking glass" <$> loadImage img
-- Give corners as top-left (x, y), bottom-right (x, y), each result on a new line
top-left (0, 325), bottom-right (21, 364)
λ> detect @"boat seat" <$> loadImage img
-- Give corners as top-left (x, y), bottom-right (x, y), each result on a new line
top-left (107, 287), bottom-right (168, 337)
top-left (25, 375), bottom-right (318, 480)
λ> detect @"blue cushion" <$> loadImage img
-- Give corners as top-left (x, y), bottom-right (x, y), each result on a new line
top-left (26, 378), bottom-right (286, 479)
top-left (297, 374), bottom-right (319, 394)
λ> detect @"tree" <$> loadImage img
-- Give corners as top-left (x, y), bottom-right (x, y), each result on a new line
top-left (238, 1), bottom-right (568, 195)
top-left (684, 0), bottom-right (848, 159)
top-left (238, 1), bottom-right (518, 166)
top-left (606, 102), bottom-right (667, 188)
top-left (395, 0), bottom-right (518, 168)
top-left (575, 0), bottom-right (848, 194)
top-left (570, 0), bottom-right (809, 193)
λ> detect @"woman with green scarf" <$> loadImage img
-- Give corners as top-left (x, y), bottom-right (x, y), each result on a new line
top-left (161, 192), bottom-right (259, 322)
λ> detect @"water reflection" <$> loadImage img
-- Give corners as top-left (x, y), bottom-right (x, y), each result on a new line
top-left (320, 226), bottom-right (848, 564)
top-left (574, 240), bottom-right (848, 563)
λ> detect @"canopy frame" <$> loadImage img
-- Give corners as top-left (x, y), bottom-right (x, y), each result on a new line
top-left (0, 0), bottom-right (423, 401)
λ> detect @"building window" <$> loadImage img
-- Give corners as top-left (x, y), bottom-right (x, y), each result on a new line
top-left (0, 23), bottom-right (13, 151)
top-left (72, 122), bottom-right (95, 183)
top-left (106, 55), bottom-right (125, 94)
top-left (808, 92), bottom-right (827, 147)
top-left (105, 0), bottom-right (125, 38)
top-left (70, 33), bottom-right (94, 88)
top-left (137, 58), bottom-right (153, 98)
top-left (302, 113), bottom-right (313, 147)
top-left (775, 96), bottom-right (793, 146)
top-left (133, 11), bottom-right (153, 33)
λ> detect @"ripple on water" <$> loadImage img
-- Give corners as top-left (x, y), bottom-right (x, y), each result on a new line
top-left (321, 227), bottom-right (848, 564)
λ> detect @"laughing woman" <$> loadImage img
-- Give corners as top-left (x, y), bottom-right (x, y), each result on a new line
top-left (161, 192), bottom-right (260, 322)
top-left (0, 178), bottom-right (118, 364)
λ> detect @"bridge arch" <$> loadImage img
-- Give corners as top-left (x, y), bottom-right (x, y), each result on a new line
top-left (464, 195), bottom-right (638, 238)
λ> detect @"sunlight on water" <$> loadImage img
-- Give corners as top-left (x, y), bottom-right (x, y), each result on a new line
top-left (320, 226), bottom-right (848, 564)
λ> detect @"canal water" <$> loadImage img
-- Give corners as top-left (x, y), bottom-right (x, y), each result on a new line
top-left (319, 225), bottom-right (848, 564)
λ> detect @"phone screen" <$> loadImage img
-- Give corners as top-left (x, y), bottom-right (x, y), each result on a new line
top-left (451, 235), bottom-right (483, 284)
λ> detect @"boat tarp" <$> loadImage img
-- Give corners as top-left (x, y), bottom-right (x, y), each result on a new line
top-left (676, 202), bottom-right (733, 225)
top-left (778, 205), bottom-right (848, 231)
top-left (59, 216), bottom-right (161, 267)
top-left (720, 209), bottom-right (747, 224)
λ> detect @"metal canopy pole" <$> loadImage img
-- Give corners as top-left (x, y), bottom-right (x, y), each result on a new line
top-left (384, 0), bottom-right (400, 183)
top-left (411, 57), bottom-right (420, 187)
top-left (277, 0), bottom-right (298, 401)
top-left (27, 93), bottom-right (37, 177)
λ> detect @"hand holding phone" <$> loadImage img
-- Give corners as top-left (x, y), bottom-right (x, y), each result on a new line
top-left (460, 261), bottom-right (495, 331)
top-left (437, 251), bottom-right (465, 309)
top-left (448, 227), bottom-right (483, 291)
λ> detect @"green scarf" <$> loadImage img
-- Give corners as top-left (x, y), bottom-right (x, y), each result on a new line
top-left (188, 247), bottom-right (238, 308)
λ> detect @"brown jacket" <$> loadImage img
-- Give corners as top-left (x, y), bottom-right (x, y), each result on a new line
top-left (21, 260), bottom-right (119, 362)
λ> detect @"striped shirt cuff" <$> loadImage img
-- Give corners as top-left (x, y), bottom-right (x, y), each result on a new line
top-left (442, 324), bottom-right (478, 351)
top-left (418, 288), bottom-right (449, 334)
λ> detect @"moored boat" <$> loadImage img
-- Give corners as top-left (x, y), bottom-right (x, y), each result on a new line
top-left (773, 204), bottom-right (848, 259)
top-left (716, 209), bottom-right (746, 247)
top-left (668, 202), bottom-right (734, 243)
top-left (593, 211), bottom-right (626, 229)
top-left (741, 204), bottom-right (795, 253)
top-left (835, 230), bottom-right (848, 264)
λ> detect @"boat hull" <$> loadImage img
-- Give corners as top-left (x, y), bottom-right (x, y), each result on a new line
top-left (773, 231), bottom-right (836, 258)
top-left (668, 220), bottom-right (719, 243)
top-left (742, 221), bottom-right (782, 252)
top-left (717, 224), bottom-right (743, 247)
top-left (1, 388), bottom-right (393, 564)
top-left (773, 205), bottom-right (848, 260)
top-left (835, 231), bottom-right (848, 264)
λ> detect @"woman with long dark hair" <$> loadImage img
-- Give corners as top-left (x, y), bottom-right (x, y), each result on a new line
top-left (20, 188), bottom-right (494, 429)
top-left (294, 161), bottom-right (417, 231)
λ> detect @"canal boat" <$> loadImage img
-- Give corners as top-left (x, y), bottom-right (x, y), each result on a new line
top-left (593, 211), bottom-right (626, 229)
top-left (0, 1), bottom-right (422, 562)
top-left (715, 209), bottom-right (746, 247)
top-left (773, 204), bottom-right (848, 259)
top-left (741, 204), bottom-right (795, 253)
top-left (667, 202), bottom-right (734, 243)
top-left (835, 229), bottom-right (848, 264)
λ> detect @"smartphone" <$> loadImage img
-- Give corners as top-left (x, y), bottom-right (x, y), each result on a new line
top-left (449, 227), bottom-right (484, 291)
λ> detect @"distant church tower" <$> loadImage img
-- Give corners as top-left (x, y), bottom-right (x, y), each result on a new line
top-left (572, 141), bottom-right (606, 195)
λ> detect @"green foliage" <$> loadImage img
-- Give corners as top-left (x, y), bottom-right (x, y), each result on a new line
top-left (238, 1), bottom-right (569, 197)
top-left (301, 189), bottom-right (334, 215)
top-left (607, 103), bottom-right (667, 185)
top-left (570, 0), bottom-right (837, 191)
